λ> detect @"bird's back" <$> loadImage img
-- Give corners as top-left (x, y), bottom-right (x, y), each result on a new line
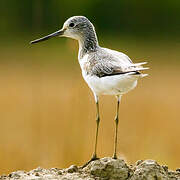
top-left (79, 47), bottom-right (147, 78)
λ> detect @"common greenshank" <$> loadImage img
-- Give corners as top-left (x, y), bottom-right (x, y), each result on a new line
top-left (30, 16), bottom-right (148, 165)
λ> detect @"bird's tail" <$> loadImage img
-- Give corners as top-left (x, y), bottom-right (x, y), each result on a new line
top-left (128, 62), bottom-right (149, 77)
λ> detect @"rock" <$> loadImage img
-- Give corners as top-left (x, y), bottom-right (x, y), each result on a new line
top-left (84, 157), bottom-right (131, 179)
top-left (130, 160), bottom-right (168, 180)
top-left (0, 158), bottom-right (179, 180)
top-left (66, 165), bottom-right (78, 173)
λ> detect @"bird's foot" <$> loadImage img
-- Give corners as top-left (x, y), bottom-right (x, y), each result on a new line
top-left (80, 154), bottom-right (99, 168)
top-left (112, 154), bottom-right (118, 159)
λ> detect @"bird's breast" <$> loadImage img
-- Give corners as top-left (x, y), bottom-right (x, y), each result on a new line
top-left (78, 54), bottom-right (96, 76)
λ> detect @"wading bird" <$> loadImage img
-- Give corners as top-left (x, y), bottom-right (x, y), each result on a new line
top-left (30, 16), bottom-right (148, 165)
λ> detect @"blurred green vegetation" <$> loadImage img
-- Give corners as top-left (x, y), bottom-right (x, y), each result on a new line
top-left (1, 0), bottom-right (180, 36)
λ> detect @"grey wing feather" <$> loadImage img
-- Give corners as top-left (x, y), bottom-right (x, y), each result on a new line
top-left (91, 61), bottom-right (124, 77)
top-left (87, 47), bottom-right (148, 78)
top-left (103, 48), bottom-right (133, 63)
top-left (88, 48), bottom-right (131, 77)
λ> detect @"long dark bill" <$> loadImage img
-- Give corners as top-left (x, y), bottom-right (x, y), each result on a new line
top-left (30, 29), bottom-right (64, 44)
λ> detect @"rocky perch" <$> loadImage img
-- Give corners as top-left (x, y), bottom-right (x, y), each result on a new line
top-left (1, 157), bottom-right (180, 180)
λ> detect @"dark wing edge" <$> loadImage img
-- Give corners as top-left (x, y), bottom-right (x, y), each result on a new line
top-left (100, 71), bottom-right (140, 78)
top-left (91, 62), bottom-right (140, 78)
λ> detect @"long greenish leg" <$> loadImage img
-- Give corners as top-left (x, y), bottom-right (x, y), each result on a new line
top-left (92, 95), bottom-right (100, 160)
top-left (81, 94), bottom-right (99, 168)
top-left (113, 95), bottom-right (122, 159)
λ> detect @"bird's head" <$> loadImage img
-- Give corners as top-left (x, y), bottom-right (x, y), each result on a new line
top-left (30, 16), bottom-right (95, 44)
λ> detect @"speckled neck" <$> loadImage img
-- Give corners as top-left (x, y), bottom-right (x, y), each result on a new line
top-left (78, 27), bottom-right (99, 59)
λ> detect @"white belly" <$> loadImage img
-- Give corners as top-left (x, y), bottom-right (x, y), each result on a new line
top-left (82, 71), bottom-right (138, 96)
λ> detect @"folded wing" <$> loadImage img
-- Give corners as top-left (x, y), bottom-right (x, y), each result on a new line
top-left (89, 48), bottom-right (148, 78)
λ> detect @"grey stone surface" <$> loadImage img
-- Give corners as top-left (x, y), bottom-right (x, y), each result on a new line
top-left (0, 157), bottom-right (179, 180)
top-left (84, 157), bottom-right (130, 179)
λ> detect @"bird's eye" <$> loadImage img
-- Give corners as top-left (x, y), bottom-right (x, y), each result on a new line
top-left (69, 23), bottom-right (75, 27)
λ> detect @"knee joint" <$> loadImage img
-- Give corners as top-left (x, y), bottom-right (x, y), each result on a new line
top-left (115, 116), bottom-right (119, 123)
top-left (96, 116), bottom-right (100, 123)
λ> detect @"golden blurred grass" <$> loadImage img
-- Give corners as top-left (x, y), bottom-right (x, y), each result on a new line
top-left (0, 36), bottom-right (180, 174)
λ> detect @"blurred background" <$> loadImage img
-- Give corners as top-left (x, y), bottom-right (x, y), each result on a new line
top-left (0, 0), bottom-right (180, 174)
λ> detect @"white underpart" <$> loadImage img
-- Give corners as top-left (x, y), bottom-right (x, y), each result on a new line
top-left (82, 71), bottom-right (138, 96)
top-left (78, 49), bottom-right (148, 96)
